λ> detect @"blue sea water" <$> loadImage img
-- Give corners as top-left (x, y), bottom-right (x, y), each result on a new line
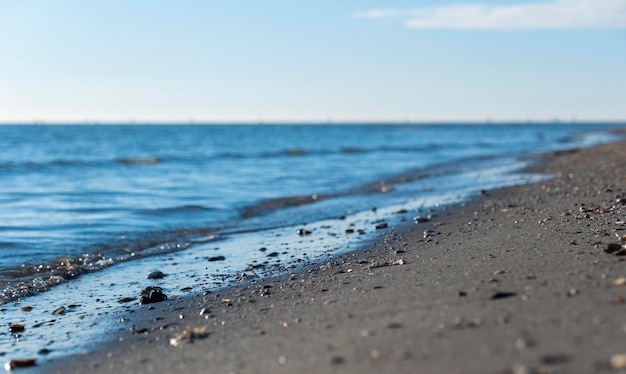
top-left (0, 123), bottom-right (623, 363)
top-left (0, 123), bottom-right (621, 299)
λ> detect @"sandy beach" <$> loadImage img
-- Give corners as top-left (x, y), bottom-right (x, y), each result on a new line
top-left (36, 137), bottom-right (626, 373)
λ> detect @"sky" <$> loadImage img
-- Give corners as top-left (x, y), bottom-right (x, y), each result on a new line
top-left (0, 0), bottom-right (625, 123)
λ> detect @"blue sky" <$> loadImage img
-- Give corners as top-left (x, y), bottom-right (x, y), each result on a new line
top-left (0, 0), bottom-right (625, 123)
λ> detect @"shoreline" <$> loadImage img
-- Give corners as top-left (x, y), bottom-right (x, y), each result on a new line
top-left (33, 137), bottom-right (626, 373)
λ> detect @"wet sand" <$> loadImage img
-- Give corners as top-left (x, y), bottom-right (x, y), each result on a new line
top-left (40, 138), bottom-right (626, 373)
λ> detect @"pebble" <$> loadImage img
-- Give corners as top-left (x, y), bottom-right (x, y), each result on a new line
top-left (20, 306), bottom-right (33, 312)
top-left (491, 291), bottom-right (517, 300)
top-left (139, 286), bottom-right (167, 305)
top-left (117, 297), bottom-right (136, 304)
top-left (413, 216), bottom-right (430, 223)
top-left (8, 324), bottom-right (25, 334)
top-left (4, 359), bottom-right (36, 370)
top-left (611, 353), bottom-right (626, 369)
top-left (613, 277), bottom-right (626, 286)
top-left (375, 222), bottom-right (388, 229)
top-left (146, 271), bottom-right (165, 279)
top-left (423, 229), bottom-right (440, 238)
top-left (605, 243), bottom-right (626, 256)
top-left (208, 256), bottom-right (225, 262)
top-left (328, 356), bottom-right (345, 365)
top-left (169, 326), bottom-right (209, 347)
top-left (52, 306), bottom-right (66, 315)
top-left (296, 229), bottom-right (312, 236)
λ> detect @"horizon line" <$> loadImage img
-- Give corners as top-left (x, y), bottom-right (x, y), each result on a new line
top-left (0, 119), bottom-right (625, 126)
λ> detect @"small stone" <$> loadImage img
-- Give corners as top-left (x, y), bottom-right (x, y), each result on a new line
top-left (328, 356), bottom-right (345, 365)
top-left (117, 297), bottom-right (136, 304)
top-left (20, 306), bottom-right (33, 312)
top-left (8, 324), bottom-right (25, 334)
top-left (413, 216), bottom-right (430, 223)
top-left (490, 291), bottom-right (517, 300)
top-left (169, 326), bottom-right (209, 346)
top-left (609, 296), bottom-right (625, 306)
top-left (611, 353), bottom-right (626, 369)
top-left (605, 243), bottom-right (626, 256)
top-left (4, 359), bottom-right (36, 370)
top-left (567, 288), bottom-right (579, 297)
top-left (375, 222), bottom-right (388, 230)
top-left (278, 355), bottom-right (287, 364)
top-left (345, 228), bottom-right (354, 234)
top-left (208, 256), bottom-right (225, 262)
top-left (494, 269), bottom-right (506, 275)
top-left (139, 286), bottom-right (167, 305)
top-left (296, 229), bottom-right (312, 236)
top-left (423, 229), bottom-right (440, 238)
top-left (146, 270), bottom-right (165, 279)
top-left (52, 306), bottom-right (66, 315)
top-left (266, 252), bottom-right (279, 258)
top-left (613, 277), bottom-right (626, 286)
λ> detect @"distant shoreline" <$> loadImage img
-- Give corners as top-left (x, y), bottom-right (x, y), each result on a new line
top-left (1, 121), bottom-right (625, 126)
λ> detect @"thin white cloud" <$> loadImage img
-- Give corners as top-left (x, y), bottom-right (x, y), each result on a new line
top-left (354, 0), bottom-right (626, 30)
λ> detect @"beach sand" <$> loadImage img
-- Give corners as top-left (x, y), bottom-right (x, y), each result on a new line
top-left (40, 138), bottom-right (626, 374)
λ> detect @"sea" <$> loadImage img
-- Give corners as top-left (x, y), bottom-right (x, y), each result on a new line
top-left (0, 123), bottom-right (623, 363)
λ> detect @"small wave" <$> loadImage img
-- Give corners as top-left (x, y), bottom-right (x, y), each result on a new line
top-left (138, 205), bottom-right (216, 216)
top-left (239, 193), bottom-right (330, 219)
top-left (115, 156), bottom-right (160, 165)
top-left (0, 229), bottom-right (220, 304)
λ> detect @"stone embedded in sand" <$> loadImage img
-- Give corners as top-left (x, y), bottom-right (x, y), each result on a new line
top-left (413, 216), bottom-right (430, 223)
top-left (207, 256), bottom-right (225, 262)
top-left (20, 306), bottom-right (33, 312)
top-left (375, 222), bottom-right (388, 229)
top-left (613, 277), bottom-right (626, 286)
top-left (491, 291), bottom-right (517, 300)
top-left (611, 353), bottom-right (626, 369)
top-left (139, 286), bottom-right (167, 305)
top-left (169, 326), bottom-right (209, 347)
top-left (423, 229), bottom-right (440, 238)
top-left (605, 243), bottom-right (626, 256)
top-left (296, 228), bottom-right (312, 236)
top-left (4, 358), bottom-right (37, 370)
top-left (8, 324), bottom-right (25, 333)
top-left (146, 271), bottom-right (165, 279)
top-left (117, 297), bottom-right (136, 304)
top-left (52, 306), bottom-right (66, 315)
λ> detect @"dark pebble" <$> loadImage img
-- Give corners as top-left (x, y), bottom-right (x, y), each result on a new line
top-left (139, 286), bottom-right (168, 305)
top-left (146, 271), bottom-right (165, 279)
top-left (490, 291), bottom-right (517, 300)
top-left (605, 243), bottom-right (626, 256)
top-left (4, 359), bottom-right (37, 369)
top-left (208, 255), bottom-right (226, 262)
top-left (386, 322), bottom-right (403, 329)
top-left (375, 222), bottom-right (388, 229)
top-left (266, 252), bottom-right (280, 258)
top-left (9, 324), bottom-right (25, 333)
top-left (117, 297), bottom-right (136, 303)
top-left (297, 229), bottom-right (312, 236)
top-left (259, 247), bottom-right (267, 252)
top-left (329, 356), bottom-right (346, 365)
